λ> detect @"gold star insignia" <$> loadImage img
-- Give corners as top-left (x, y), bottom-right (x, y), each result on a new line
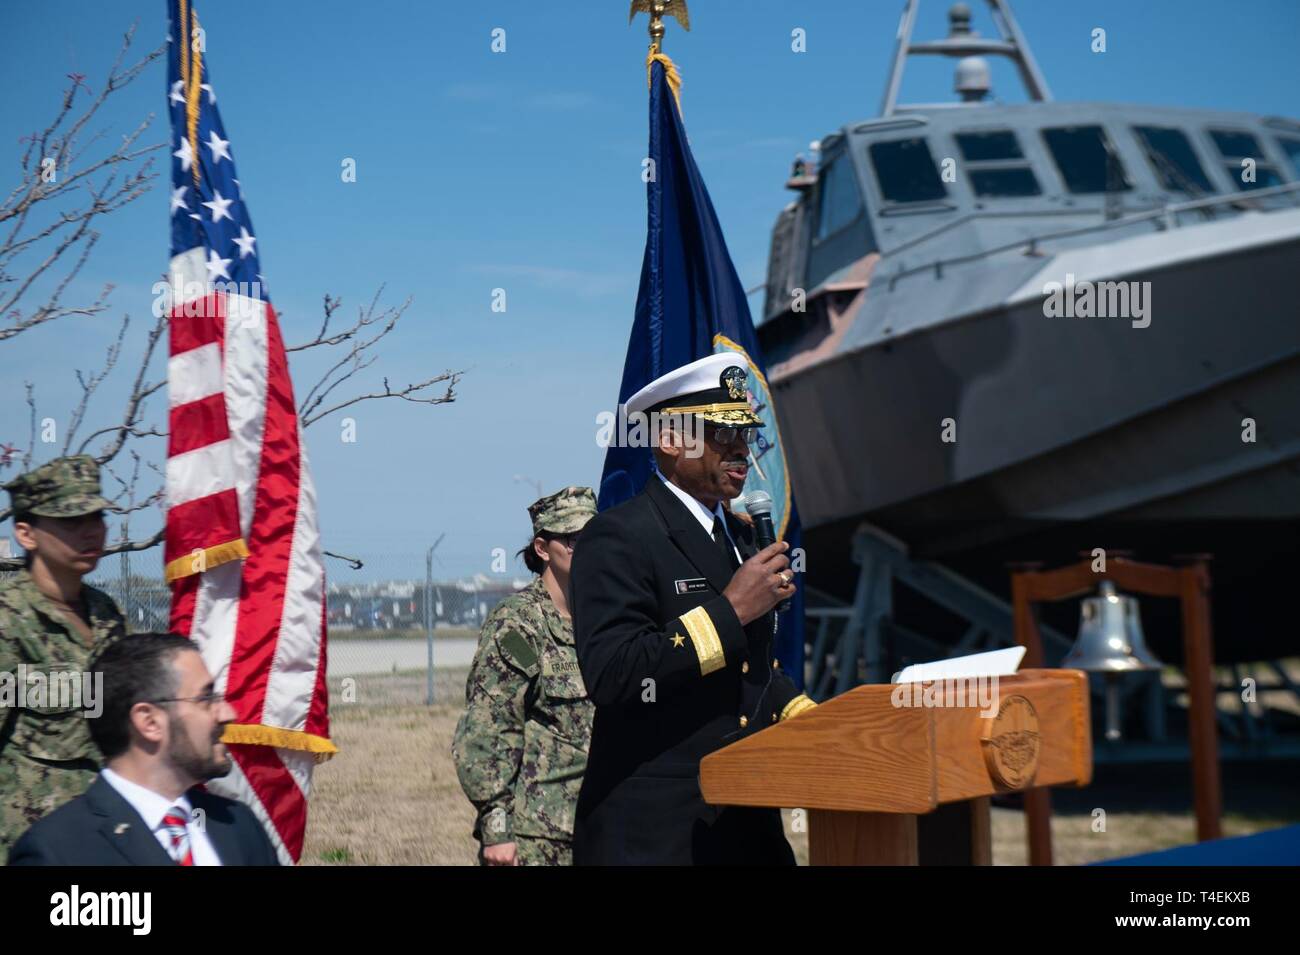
top-left (671, 633), bottom-right (685, 648)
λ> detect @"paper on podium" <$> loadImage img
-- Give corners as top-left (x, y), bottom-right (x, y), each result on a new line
top-left (891, 646), bottom-right (1026, 683)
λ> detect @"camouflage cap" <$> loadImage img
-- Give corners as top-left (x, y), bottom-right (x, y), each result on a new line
top-left (4, 454), bottom-right (112, 519)
top-left (529, 486), bottom-right (597, 536)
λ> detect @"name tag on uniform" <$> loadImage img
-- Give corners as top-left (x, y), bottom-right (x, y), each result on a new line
top-left (674, 577), bottom-right (709, 595)
top-left (542, 657), bottom-right (582, 677)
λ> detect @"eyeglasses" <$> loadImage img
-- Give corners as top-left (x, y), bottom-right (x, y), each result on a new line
top-left (706, 425), bottom-right (757, 446)
top-left (548, 533), bottom-right (580, 551)
top-left (152, 691), bottom-right (226, 707)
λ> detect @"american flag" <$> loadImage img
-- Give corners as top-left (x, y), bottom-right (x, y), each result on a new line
top-left (164, 0), bottom-right (335, 864)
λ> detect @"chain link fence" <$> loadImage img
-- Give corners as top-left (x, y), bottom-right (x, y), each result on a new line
top-left (320, 554), bottom-right (527, 707)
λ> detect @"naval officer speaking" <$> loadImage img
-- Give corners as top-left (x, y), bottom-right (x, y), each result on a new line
top-left (571, 353), bottom-right (817, 865)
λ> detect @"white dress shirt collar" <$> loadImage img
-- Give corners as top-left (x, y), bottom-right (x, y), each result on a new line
top-left (101, 766), bottom-right (191, 832)
top-left (100, 767), bottom-right (223, 865)
top-left (656, 471), bottom-right (738, 551)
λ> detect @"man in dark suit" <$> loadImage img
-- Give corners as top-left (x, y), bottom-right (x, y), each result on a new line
top-left (572, 354), bottom-right (816, 865)
top-left (9, 633), bottom-right (279, 865)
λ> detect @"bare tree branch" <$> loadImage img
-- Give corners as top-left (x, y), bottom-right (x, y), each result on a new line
top-left (78, 309), bottom-right (168, 462)
top-left (103, 527), bottom-right (164, 556)
top-left (302, 372), bottom-right (461, 428)
top-left (2, 310), bottom-right (165, 529)
top-left (0, 24), bottom-right (164, 343)
top-left (287, 292), bottom-right (344, 354)
top-left (101, 450), bottom-right (163, 548)
top-left (292, 288), bottom-right (464, 428)
top-left (1, 25), bottom-right (462, 565)
top-left (23, 382), bottom-right (37, 470)
top-left (62, 313), bottom-right (130, 453)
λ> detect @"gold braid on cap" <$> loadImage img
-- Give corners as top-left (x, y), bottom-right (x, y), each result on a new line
top-left (658, 403), bottom-right (763, 425)
top-left (662, 401), bottom-right (750, 415)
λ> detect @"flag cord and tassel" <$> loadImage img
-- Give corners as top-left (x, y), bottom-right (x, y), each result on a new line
top-left (221, 723), bottom-right (339, 764)
top-left (646, 50), bottom-right (683, 112)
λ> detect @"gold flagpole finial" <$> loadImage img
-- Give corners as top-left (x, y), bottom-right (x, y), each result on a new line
top-left (629, 0), bottom-right (690, 54)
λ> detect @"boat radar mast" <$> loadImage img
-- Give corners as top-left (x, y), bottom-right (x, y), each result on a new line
top-left (880, 0), bottom-right (1053, 116)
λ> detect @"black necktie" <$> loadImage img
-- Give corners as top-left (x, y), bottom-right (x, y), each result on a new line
top-left (712, 515), bottom-right (738, 571)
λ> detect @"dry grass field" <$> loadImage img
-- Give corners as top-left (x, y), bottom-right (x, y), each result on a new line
top-left (301, 668), bottom-right (1299, 866)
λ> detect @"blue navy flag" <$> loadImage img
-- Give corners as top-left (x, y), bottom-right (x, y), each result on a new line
top-left (598, 58), bottom-right (807, 687)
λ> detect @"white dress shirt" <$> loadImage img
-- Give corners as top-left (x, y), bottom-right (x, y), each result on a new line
top-left (100, 767), bottom-right (223, 866)
top-left (657, 471), bottom-right (741, 564)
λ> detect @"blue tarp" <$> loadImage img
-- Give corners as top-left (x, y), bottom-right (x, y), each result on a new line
top-left (1095, 824), bottom-right (1300, 865)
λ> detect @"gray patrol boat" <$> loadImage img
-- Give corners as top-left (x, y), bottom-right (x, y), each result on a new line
top-left (757, 1), bottom-right (1300, 666)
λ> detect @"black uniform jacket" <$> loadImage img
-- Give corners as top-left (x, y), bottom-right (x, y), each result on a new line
top-left (571, 475), bottom-right (814, 865)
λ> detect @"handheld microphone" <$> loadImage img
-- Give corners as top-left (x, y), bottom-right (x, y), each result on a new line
top-left (743, 490), bottom-right (791, 613)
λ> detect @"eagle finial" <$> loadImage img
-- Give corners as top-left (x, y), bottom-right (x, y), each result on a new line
top-left (629, 0), bottom-right (691, 53)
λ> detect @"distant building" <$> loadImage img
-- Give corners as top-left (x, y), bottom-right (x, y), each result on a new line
top-left (326, 576), bottom-right (530, 630)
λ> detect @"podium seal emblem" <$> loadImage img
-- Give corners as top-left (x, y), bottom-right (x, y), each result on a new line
top-left (980, 694), bottom-right (1041, 790)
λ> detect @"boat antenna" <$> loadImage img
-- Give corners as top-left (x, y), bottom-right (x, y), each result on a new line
top-left (880, 0), bottom-right (1053, 117)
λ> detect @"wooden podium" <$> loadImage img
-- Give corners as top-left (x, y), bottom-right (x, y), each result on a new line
top-left (699, 669), bottom-right (1093, 865)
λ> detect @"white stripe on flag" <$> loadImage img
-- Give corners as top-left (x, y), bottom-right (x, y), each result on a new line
top-left (168, 342), bottom-right (224, 407)
top-left (168, 247), bottom-right (209, 303)
top-left (222, 294), bottom-right (270, 537)
top-left (191, 559), bottom-right (243, 699)
top-left (165, 441), bottom-right (238, 508)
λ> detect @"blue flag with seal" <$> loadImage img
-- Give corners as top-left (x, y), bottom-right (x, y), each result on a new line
top-left (598, 54), bottom-right (807, 688)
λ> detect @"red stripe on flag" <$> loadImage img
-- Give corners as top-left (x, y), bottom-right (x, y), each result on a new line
top-left (230, 743), bottom-right (308, 862)
top-left (225, 302), bottom-right (298, 725)
top-left (170, 572), bottom-right (199, 637)
top-left (168, 393), bottom-right (230, 456)
top-left (169, 295), bottom-right (224, 355)
top-left (164, 489), bottom-right (243, 567)
top-left (306, 596), bottom-right (331, 739)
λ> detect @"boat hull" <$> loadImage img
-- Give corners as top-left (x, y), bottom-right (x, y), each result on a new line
top-left (768, 232), bottom-right (1300, 662)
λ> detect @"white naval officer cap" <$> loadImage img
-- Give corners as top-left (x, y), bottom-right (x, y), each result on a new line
top-left (623, 353), bottom-right (764, 427)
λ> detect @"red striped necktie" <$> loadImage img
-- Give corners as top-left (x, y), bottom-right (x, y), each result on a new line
top-left (161, 807), bottom-right (195, 866)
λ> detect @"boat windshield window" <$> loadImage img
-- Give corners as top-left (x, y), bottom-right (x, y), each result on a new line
top-left (815, 152), bottom-right (864, 240)
top-left (869, 137), bottom-right (947, 203)
top-left (968, 169), bottom-right (1041, 197)
top-left (1209, 128), bottom-right (1284, 191)
top-left (1041, 126), bottom-right (1132, 194)
top-left (1210, 129), bottom-right (1263, 158)
top-left (956, 130), bottom-right (1041, 197)
top-left (1133, 126), bottom-right (1215, 194)
top-left (956, 131), bottom-right (1023, 161)
top-left (1277, 138), bottom-right (1300, 178)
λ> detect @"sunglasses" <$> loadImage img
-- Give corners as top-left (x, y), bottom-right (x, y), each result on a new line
top-left (705, 425), bottom-right (758, 445)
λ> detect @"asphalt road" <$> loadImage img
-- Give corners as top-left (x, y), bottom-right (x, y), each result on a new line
top-left (327, 637), bottom-right (477, 676)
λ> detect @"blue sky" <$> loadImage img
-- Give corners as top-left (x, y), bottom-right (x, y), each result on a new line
top-left (2, 0), bottom-right (1298, 579)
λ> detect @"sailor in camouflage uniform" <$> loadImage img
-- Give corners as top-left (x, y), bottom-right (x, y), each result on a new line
top-left (452, 486), bottom-right (597, 866)
top-left (0, 455), bottom-right (127, 861)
